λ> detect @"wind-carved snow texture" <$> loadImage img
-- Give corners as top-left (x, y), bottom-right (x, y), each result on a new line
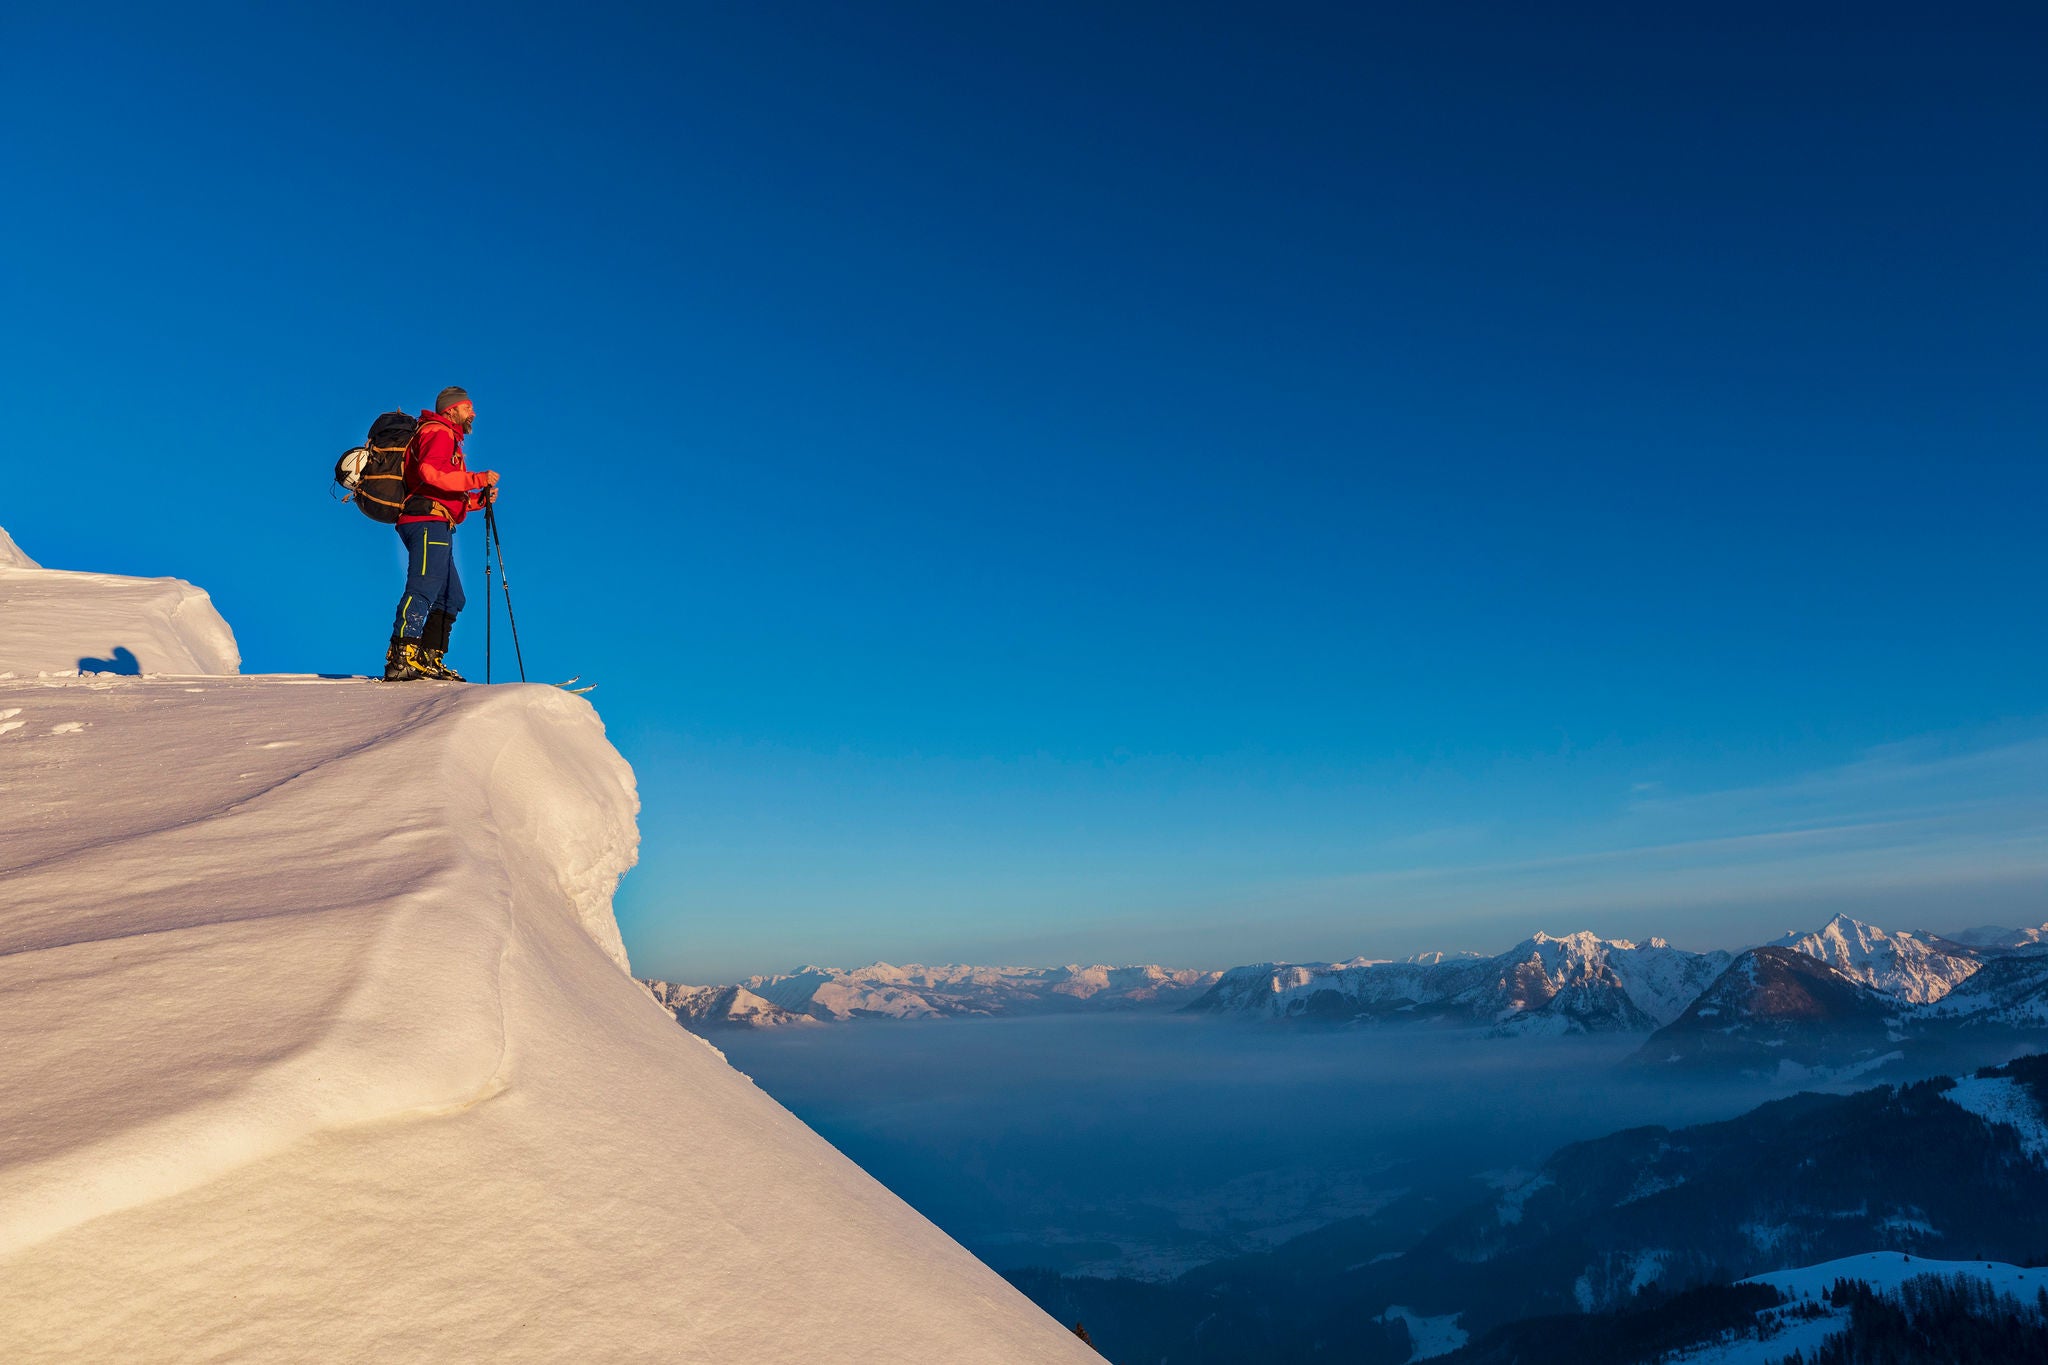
top-left (1943, 1075), bottom-right (2048, 1164)
top-left (0, 529), bottom-right (1097, 1364)
top-left (1769, 913), bottom-right (1983, 1003)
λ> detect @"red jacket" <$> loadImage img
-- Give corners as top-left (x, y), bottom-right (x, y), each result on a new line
top-left (399, 411), bottom-right (492, 525)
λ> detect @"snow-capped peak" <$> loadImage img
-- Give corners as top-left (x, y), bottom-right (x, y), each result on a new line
top-left (1525, 929), bottom-right (1636, 952)
top-left (1771, 914), bottom-right (1981, 1004)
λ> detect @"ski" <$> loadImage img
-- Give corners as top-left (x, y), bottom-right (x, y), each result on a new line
top-left (550, 677), bottom-right (596, 694)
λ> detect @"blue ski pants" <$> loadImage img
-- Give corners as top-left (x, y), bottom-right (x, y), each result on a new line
top-left (392, 521), bottom-right (465, 641)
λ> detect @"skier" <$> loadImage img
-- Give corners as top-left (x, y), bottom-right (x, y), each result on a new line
top-left (383, 386), bottom-right (500, 681)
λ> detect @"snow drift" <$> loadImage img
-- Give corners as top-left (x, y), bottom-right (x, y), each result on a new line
top-left (0, 530), bottom-right (1094, 1362)
top-left (0, 529), bottom-right (239, 675)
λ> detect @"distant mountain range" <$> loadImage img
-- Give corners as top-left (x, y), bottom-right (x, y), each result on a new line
top-left (644, 982), bottom-right (818, 1029)
top-left (1182, 932), bottom-right (1730, 1034)
top-left (1952, 923), bottom-right (2048, 951)
top-left (646, 962), bottom-right (1223, 1025)
top-left (644, 915), bottom-right (2048, 1060)
top-left (1632, 921), bottom-right (2048, 1081)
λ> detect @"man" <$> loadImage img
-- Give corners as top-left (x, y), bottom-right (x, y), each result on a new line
top-left (384, 386), bottom-right (500, 681)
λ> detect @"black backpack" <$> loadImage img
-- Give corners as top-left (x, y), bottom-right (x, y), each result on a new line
top-left (334, 411), bottom-right (418, 523)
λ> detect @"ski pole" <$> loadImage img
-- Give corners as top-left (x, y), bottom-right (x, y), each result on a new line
top-left (484, 515), bottom-right (493, 684)
top-left (484, 500), bottom-right (527, 682)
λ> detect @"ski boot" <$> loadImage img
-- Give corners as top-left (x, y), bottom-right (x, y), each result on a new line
top-left (421, 648), bottom-right (466, 682)
top-left (418, 610), bottom-right (465, 681)
top-left (382, 640), bottom-right (435, 681)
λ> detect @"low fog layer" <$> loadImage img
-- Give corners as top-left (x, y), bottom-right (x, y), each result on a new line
top-left (718, 1015), bottom-right (1795, 1279)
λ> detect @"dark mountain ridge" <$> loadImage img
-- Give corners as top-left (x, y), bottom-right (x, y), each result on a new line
top-left (1629, 946), bottom-right (1900, 1078)
top-left (1012, 1054), bottom-right (2048, 1364)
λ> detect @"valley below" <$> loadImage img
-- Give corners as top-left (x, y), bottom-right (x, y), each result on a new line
top-left (689, 916), bottom-right (2048, 1362)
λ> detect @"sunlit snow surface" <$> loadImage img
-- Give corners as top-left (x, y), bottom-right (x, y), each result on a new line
top-left (0, 533), bottom-right (1095, 1363)
top-left (0, 531), bottom-right (239, 675)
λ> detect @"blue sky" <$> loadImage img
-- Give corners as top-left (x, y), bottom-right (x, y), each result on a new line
top-left (6, 3), bottom-right (2045, 980)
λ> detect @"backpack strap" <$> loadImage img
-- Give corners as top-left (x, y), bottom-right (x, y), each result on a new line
top-left (400, 417), bottom-right (457, 520)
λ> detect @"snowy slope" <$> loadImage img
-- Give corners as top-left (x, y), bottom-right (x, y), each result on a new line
top-left (1769, 913), bottom-right (1982, 1003)
top-left (1942, 1074), bottom-right (2048, 1163)
top-left (1660, 1254), bottom-right (2048, 1364)
top-left (1747, 1250), bottom-right (2047, 1300)
top-left (1914, 951), bottom-right (2048, 1027)
top-left (0, 538), bottom-right (1095, 1363)
top-left (0, 529), bottom-right (239, 675)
